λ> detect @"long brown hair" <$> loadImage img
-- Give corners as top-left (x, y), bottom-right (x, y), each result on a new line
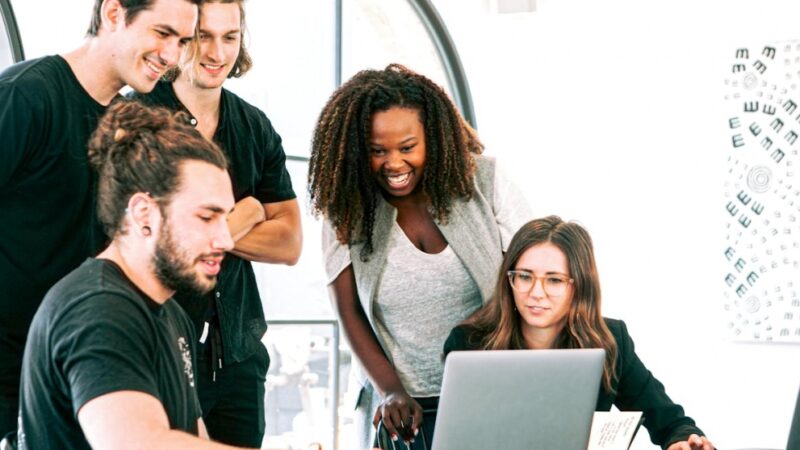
top-left (308, 64), bottom-right (483, 260)
top-left (461, 216), bottom-right (618, 392)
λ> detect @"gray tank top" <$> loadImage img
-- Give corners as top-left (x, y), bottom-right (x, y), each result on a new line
top-left (374, 221), bottom-right (482, 397)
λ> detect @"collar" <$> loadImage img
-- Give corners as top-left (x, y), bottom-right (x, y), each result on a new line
top-left (154, 81), bottom-right (229, 134)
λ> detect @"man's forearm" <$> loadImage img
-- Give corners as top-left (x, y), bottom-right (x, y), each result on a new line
top-left (143, 429), bottom-right (257, 450)
top-left (230, 216), bottom-right (301, 264)
top-left (229, 198), bottom-right (301, 264)
top-left (227, 196), bottom-right (265, 241)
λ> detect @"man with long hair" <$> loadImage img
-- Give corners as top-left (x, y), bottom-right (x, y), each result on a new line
top-left (0, 0), bottom-right (200, 440)
top-left (18, 101), bottom-right (257, 449)
top-left (131, 1), bottom-right (301, 445)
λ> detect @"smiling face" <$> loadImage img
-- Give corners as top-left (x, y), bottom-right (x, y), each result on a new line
top-left (109, 0), bottom-right (198, 93)
top-left (183, 1), bottom-right (242, 90)
top-left (512, 242), bottom-right (574, 347)
top-left (368, 107), bottom-right (427, 200)
top-left (152, 160), bottom-right (234, 295)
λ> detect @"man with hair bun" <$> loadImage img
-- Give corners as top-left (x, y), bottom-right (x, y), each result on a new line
top-left (0, 0), bottom-right (200, 440)
top-left (18, 101), bottom-right (259, 449)
top-left (132, 1), bottom-right (301, 445)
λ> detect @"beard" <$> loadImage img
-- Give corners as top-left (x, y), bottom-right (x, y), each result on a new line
top-left (153, 219), bottom-right (218, 297)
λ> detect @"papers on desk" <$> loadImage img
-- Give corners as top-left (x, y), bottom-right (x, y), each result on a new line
top-left (587, 411), bottom-right (644, 450)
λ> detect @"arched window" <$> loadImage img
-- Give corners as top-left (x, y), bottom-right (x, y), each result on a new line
top-left (0, 0), bottom-right (24, 69)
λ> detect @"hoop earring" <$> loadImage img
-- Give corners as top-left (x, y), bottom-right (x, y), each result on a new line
top-left (142, 226), bottom-right (152, 237)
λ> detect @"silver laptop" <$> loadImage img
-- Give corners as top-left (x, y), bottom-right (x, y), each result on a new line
top-left (431, 348), bottom-right (605, 450)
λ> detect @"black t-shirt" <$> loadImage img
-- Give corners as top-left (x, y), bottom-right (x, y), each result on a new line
top-left (131, 82), bottom-right (296, 363)
top-left (18, 258), bottom-right (201, 450)
top-left (0, 55), bottom-right (108, 397)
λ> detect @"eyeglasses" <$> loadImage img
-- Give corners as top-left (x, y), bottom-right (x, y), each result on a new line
top-left (507, 270), bottom-right (574, 297)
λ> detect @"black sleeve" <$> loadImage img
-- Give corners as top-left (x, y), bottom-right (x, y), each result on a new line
top-left (0, 83), bottom-right (42, 189)
top-left (610, 320), bottom-right (705, 449)
top-left (443, 326), bottom-right (472, 359)
top-left (254, 112), bottom-right (295, 204)
top-left (53, 293), bottom-right (162, 417)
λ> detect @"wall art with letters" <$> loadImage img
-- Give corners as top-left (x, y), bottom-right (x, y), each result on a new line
top-left (723, 41), bottom-right (800, 342)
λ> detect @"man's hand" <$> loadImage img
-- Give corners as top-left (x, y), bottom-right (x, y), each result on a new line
top-left (227, 196), bottom-right (266, 242)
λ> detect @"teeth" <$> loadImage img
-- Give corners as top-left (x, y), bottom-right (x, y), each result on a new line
top-left (145, 60), bottom-right (161, 74)
top-left (386, 173), bottom-right (410, 185)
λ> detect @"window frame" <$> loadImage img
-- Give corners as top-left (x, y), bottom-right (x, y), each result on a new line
top-left (1, 0), bottom-right (25, 63)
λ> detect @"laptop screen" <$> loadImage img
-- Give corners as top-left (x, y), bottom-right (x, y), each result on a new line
top-left (432, 348), bottom-right (605, 450)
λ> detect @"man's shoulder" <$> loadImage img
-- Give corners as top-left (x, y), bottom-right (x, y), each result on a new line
top-left (0, 55), bottom-right (70, 102)
top-left (127, 80), bottom-right (180, 109)
top-left (221, 87), bottom-right (272, 126)
top-left (41, 259), bottom-right (146, 319)
top-left (0, 55), bottom-right (65, 84)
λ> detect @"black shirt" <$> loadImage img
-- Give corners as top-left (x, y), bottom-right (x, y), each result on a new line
top-left (131, 82), bottom-right (296, 363)
top-left (0, 55), bottom-right (107, 398)
top-left (18, 258), bottom-right (201, 450)
top-left (443, 318), bottom-right (705, 449)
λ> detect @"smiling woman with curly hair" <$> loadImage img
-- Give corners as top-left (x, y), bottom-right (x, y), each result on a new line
top-left (309, 64), bottom-right (532, 448)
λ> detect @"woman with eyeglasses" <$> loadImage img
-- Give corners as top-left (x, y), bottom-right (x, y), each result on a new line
top-left (309, 64), bottom-right (531, 449)
top-left (444, 216), bottom-right (715, 450)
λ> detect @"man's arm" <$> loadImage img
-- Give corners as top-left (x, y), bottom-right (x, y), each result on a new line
top-left (198, 418), bottom-right (210, 440)
top-left (228, 198), bottom-right (302, 265)
top-left (227, 196), bottom-right (266, 242)
top-left (78, 391), bottom-right (255, 450)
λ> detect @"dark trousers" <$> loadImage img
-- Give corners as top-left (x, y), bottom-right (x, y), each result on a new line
top-left (196, 343), bottom-right (270, 447)
top-left (0, 397), bottom-right (16, 442)
top-left (413, 396), bottom-right (438, 449)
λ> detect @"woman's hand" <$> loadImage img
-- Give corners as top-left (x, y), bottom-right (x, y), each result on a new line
top-left (372, 390), bottom-right (424, 444)
top-left (666, 434), bottom-right (715, 450)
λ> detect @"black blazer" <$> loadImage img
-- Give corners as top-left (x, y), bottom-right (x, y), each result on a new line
top-left (443, 318), bottom-right (705, 449)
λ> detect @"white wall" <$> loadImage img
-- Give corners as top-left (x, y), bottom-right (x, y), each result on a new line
top-left (432, 0), bottom-right (800, 448)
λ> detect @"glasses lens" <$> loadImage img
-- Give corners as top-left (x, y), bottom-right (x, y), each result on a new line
top-left (544, 276), bottom-right (568, 296)
top-left (508, 271), bottom-right (531, 292)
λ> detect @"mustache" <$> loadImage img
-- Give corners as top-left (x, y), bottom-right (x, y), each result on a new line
top-left (196, 252), bottom-right (225, 262)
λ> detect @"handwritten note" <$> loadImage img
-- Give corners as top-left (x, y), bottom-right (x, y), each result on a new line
top-left (587, 411), bottom-right (643, 450)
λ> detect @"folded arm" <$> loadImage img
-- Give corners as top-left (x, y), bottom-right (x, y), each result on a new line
top-left (227, 197), bottom-right (302, 264)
